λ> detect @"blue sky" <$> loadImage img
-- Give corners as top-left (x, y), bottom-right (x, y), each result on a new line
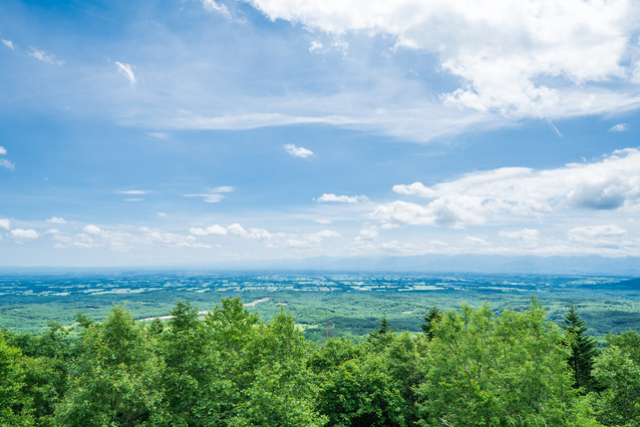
top-left (2, 0), bottom-right (640, 267)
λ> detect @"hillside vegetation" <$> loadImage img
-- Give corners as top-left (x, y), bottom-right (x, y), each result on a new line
top-left (1, 297), bottom-right (639, 426)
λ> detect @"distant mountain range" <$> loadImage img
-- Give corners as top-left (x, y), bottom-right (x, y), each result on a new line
top-left (176, 254), bottom-right (640, 276)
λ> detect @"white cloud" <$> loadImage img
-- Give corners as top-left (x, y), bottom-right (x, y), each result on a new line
top-left (155, 105), bottom-right (501, 144)
top-left (28, 48), bottom-right (63, 65)
top-left (148, 132), bottom-right (170, 140)
top-left (118, 190), bottom-right (148, 195)
top-left (317, 193), bottom-right (369, 203)
top-left (464, 236), bottom-right (490, 246)
top-left (83, 225), bottom-right (102, 235)
top-left (157, 212), bottom-right (167, 217)
top-left (392, 182), bottom-right (436, 198)
top-left (499, 228), bottom-right (540, 248)
top-left (358, 228), bottom-right (378, 240)
top-left (185, 186), bottom-right (234, 203)
top-left (568, 224), bottom-right (627, 241)
top-left (244, 0), bottom-right (640, 119)
top-left (47, 217), bottom-right (66, 224)
top-left (0, 159), bottom-right (15, 170)
top-left (190, 223), bottom-right (274, 240)
top-left (377, 148), bottom-right (640, 228)
top-left (315, 219), bottom-right (331, 224)
top-left (115, 62), bottom-right (136, 86)
top-left (0, 146), bottom-right (6, 155)
top-left (309, 40), bottom-right (323, 53)
top-left (190, 224), bottom-right (228, 236)
top-left (2, 39), bottom-right (14, 50)
top-left (0, 218), bottom-right (10, 230)
top-left (609, 123), bottom-right (628, 132)
top-left (45, 229), bottom-right (61, 234)
top-left (284, 143), bottom-right (314, 159)
top-left (201, 0), bottom-right (231, 17)
top-left (11, 229), bottom-right (39, 240)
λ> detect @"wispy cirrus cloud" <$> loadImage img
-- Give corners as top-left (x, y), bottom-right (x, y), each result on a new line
top-left (28, 48), bottom-right (64, 65)
top-left (184, 186), bottom-right (234, 203)
top-left (115, 61), bottom-right (136, 86)
top-left (2, 39), bottom-right (14, 51)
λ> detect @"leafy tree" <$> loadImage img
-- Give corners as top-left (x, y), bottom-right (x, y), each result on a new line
top-left (420, 306), bottom-right (442, 341)
top-left (54, 306), bottom-right (167, 427)
top-left (308, 337), bottom-right (364, 375)
top-left (417, 300), bottom-right (597, 426)
top-left (158, 301), bottom-right (233, 426)
top-left (383, 332), bottom-right (426, 425)
top-left (366, 316), bottom-right (396, 350)
top-left (0, 332), bottom-right (34, 426)
top-left (230, 365), bottom-right (327, 427)
top-left (317, 354), bottom-right (407, 427)
top-left (562, 302), bottom-right (598, 391)
top-left (592, 330), bottom-right (640, 426)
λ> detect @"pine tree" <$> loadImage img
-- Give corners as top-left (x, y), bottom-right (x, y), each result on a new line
top-left (562, 302), bottom-right (598, 392)
top-left (420, 306), bottom-right (442, 341)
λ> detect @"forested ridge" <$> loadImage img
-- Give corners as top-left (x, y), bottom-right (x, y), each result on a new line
top-left (1, 297), bottom-right (639, 426)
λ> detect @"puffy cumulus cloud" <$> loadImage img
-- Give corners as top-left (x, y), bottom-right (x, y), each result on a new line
top-left (245, 0), bottom-right (640, 119)
top-left (53, 226), bottom-right (212, 251)
top-left (284, 143), bottom-right (314, 159)
top-left (317, 193), bottom-right (369, 203)
top-left (11, 229), bottom-right (39, 240)
top-left (184, 186), bottom-right (235, 203)
top-left (83, 225), bottom-right (102, 235)
top-left (46, 217), bottom-right (66, 224)
top-left (358, 228), bottom-right (378, 240)
top-left (609, 123), bottom-right (629, 132)
top-left (0, 146), bottom-right (13, 170)
top-left (115, 62), bottom-right (136, 86)
top-left (190, 224), bottom-right (229, 236)
top-left (377, 148), bottom-right (640, 228)
top-left (0, 218), bottom-right (10, 230)
top-left (190, 223), bottom-right (276, 240)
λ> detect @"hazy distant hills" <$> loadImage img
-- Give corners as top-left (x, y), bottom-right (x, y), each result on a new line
top-left (179, 255), bottom-right (640, 276)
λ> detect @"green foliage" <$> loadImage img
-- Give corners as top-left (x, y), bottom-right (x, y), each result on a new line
top-left (592, 330), bottom-right (640, 426)
top-left (420, 306), bottom-right (442, 340)
top-left (53, 306), bottom-right (167, 426)
top-left (0, 332), bottom-right (34, 426)
top-left (7, 295), bottom-right (640, 427)
top-left (417, 300), bottom-right (586, 426)
top-left (563, 302), bottom-right (599, 392)
top-left (157, 301), bottom-right (234, 426)
top-left (317, 354), bottom-right (408, 427)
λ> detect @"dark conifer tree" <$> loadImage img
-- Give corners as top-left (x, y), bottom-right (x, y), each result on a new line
top-left (562, 302), bottom-right (598, 392)
top-left (420, 306), bottom-right (442, 341)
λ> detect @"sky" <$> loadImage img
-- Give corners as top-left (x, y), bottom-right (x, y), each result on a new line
top-left (2, 0), bottom-right (640, 267)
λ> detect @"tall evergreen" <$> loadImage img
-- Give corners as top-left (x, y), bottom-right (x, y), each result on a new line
top-left (420, 306), bottom-right (442, 341)
top-left (562, 302), bottom-right (598, 392)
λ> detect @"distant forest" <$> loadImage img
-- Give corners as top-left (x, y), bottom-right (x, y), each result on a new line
top-left (1, 296), bottom-right (640, 426)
